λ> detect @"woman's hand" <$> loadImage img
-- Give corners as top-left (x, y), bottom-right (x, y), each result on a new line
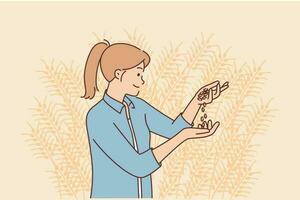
top-left (181, 80), bottom-right (229, 127)
top-left (194, 80), bottom-right (229, 106)
top-left (180, 120), bottom-right (220, 141)
top-left (152, 120), bottom-right (220, 163)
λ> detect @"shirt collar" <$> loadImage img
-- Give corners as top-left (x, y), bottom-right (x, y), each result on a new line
top-left (103, 89), bottom-right (135, 113)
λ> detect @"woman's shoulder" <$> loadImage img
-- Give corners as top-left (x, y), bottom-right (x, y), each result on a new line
top-left (86, 100), bottom-right (112, 120)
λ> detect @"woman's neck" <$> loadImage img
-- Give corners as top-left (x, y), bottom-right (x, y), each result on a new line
top-left (106, 81), bottom-right (126, 104)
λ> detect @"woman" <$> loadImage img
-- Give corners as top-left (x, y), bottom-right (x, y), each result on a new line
top-left (81, 40), bottom-right (229, 198)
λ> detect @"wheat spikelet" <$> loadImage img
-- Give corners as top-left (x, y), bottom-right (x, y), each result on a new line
top-left (49, 165), bottom-right (80, 199)
top-left (231, 64), bottom-right (268, 131)
top-left (31, 96), bottom-right (66, 136)
top-left (228, 162), bottom-right (259, 199)
top-left (141, 42), bottom-right (184, 108)
top-left (158, 145), bottom-right (187, 198)
top-left (183, 142), bottom-right (214, 199)
top-left (185, 33), bottom-right (217, 70)
top-left (39, 59), bottom-right (89, 142)
top-left (209, 99), bottom-right (275, 199)
top-left (38, 59), bottom-right (70, 99)
top-left (177, 34), bottom-right (233, 125)
top-left (216, 61), bottom-right (268, 134)
top-left (26, 60), bottom-right (92, 199)
top-left (206, 60), bottom-right (266, 126)
top-left (90, 31), bottom-right (117, 46)
top-left (124, 28), bottom-right (152, 54)
top-left (38, 59), bottom-right (87, 124)
top-left (24, 122), bottom-right (56, 160)
top-left (39, 60), bottom-right (90, 156)
top-left (210, 62), bottom-right (244, 121)
top-left (24, 123), bottom-right (80, 199)
top-left (59, 61), bottom-right (94, 109)
top-left (32, 96), bottom-right (90, 194)
top-left (160, 34), bottom-right (216, 110)
top-left (193, 47), bottom-right (235, 124)
top-left (59, 61), bottom-right (84, 97)
top-left (201, 46), bottom-right (235, 83)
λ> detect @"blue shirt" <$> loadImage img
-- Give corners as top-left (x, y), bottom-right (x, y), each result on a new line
top-left (86, 91), bottom-right (193, 198)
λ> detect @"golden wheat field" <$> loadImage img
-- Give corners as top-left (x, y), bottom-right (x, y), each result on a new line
top-left (24, 30), bottom-right (275, 200)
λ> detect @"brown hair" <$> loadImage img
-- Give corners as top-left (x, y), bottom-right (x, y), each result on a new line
top-left (81, 40), bottom-right (151, 99)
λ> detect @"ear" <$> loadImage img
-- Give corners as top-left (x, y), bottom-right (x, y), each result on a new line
top-left (114, 69), bottom-right (124, 80)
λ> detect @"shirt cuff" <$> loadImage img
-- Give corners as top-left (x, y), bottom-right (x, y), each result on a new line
top-left (150, 147), bottom-right (162, 167)
top-left (176, 112), bottom-right (194, 128)
top-left (144, 148), bottom-right (161, 173)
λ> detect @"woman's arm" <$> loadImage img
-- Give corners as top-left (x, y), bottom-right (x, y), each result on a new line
top-left (152, 121), bottom-right (220, 163)
top-left (182, 98), bottom-right (202, 125)
top-left (141, 98), bottom-right (194, 139)
top-left (87, 111), bottom-right (162, 178)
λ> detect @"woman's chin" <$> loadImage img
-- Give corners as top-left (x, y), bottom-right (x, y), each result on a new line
top-left (128, 90), bottom-right (140, 96)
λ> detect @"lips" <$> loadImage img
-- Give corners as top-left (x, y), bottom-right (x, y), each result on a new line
top-left (133, 84), bottom-right (140, 88)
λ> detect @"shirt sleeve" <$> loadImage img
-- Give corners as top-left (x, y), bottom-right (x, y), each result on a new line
top-left (141, 99), bottom-right (194, 139)
top-left (87, 112), bottom-right (162, 178)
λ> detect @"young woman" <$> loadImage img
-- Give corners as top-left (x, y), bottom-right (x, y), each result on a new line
top-left (82, 40), bottom-right (229, 198)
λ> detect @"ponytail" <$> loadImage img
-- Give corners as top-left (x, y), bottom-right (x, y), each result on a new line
top-left (81, 40), bottom-right (109, 99)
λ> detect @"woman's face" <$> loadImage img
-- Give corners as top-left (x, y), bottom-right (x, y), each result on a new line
top-left (120, 62), bottom-right (145, 96)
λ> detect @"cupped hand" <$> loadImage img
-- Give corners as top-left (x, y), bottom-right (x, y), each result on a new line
top-left (181, 120), bottom-right (220, 140)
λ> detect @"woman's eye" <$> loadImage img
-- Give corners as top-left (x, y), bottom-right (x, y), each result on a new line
top-left (137, 73), bottom-right (140, 77)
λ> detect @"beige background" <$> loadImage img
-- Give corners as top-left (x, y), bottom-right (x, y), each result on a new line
top-left (0, 2), bottom-right (300, 199)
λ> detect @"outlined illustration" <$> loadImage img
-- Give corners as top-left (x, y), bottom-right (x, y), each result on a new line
top-left (24, 30), bottom-right (275, 200)
top-left (81, 39), bottom-right (228, 198)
